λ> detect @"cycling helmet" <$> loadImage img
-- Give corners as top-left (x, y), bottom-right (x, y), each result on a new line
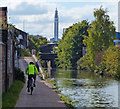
top-left (29, 62), bottom-right (34, 64)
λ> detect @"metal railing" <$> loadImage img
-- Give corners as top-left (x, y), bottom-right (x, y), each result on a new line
top-left (32, 55), bottom-right (45, 79)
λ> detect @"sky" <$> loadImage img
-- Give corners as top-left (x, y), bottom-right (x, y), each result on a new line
top-left (0, 0), bottom-right (119, 40)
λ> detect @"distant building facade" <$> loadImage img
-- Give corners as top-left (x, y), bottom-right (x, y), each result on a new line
top-left (114, 32), bottom-right (120, 47)
top-left (50, 8), bottom-right (60, 43)
top-left (17, 28), bottom-right (28, 49)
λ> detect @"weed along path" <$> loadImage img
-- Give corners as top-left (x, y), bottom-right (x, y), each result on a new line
top-left (15, 57), bottom-right (66, 108)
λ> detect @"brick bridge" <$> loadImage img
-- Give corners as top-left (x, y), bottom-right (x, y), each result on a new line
top-left (38, 43), bottom-right (58, 68)
top-left (39, 53), bottom-right (57, 60)
top-left (39, 43), bottom-right (58, 53)
top-left (39, 53), bottom-right (58, 68)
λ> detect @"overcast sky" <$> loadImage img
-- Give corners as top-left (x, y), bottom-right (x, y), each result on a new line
top-left (0, 0), bottom-right (119, 40)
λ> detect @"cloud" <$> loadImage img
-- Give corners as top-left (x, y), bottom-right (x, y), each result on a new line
top-left (9, 2), bottom-right (48, 15)
top-left (7, 0), bottom-right (57, 11)
top-left (1, 0), bottom-right (118, 39)
top-left (10, 14), bottom-right (53, 23)
top-left (60, 4), bottom-right (100, 23)
top-left (3, 0), bottom-right (46, 10)
top-left (47, 0), bottom-right (119, 2)
top-left (15, 22), bottom-right (54, 40)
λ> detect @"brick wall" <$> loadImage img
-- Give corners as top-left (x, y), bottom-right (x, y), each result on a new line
top-left (0, 42), bottom-right (7, 93)
top-left (0, 29), bottom-right (8, 93)
top-left (0, 7), bottom-right (16, 93)
top-left (7, 31), bottom-right (14, 88)
top-left (0, 29), bottom-right (17, 93)
top-left (0, 43), bottom-right (2, 109)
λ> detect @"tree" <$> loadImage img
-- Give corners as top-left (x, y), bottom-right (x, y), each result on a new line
top-left (0, 17), bottom-right (7, 29)
top-left (57, 20), bottom-right (90, 69)
top-left (28, 35), bottom-right (49, 54)
top-left (83, 6), bottom-right (116, 70)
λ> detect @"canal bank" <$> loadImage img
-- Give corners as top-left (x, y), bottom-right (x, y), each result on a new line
top-left (48, 69), bottom-right (120, 108)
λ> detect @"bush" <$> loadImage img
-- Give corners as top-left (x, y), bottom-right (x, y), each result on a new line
top-left (36, 53), bottom-right (45, 67)
top-left (102, 48), bottom-right (118, 76)
top-left (95, 47), bottom-right (120, 78)
top-left (21, 49), bottom-right (31, 57)
top-left (15, 67), bottom-right (25, 82)
top-left (77, 56), bottom-right (87, 70)
top-left (77, 55), bottom-right (93, 71)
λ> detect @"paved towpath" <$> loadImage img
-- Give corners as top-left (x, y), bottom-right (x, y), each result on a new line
top-left (15, 57), bottom-right (66, 108)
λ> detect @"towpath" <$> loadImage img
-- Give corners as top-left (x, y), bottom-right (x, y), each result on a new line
top-left (15, 57), bottom-right (66, 109)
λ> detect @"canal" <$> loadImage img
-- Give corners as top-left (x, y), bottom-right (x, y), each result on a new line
top-left (50, 69), bottom-right (119, 108)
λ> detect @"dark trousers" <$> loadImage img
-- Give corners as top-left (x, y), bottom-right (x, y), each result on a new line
top-left (27, 74), bottom-right (35, 87)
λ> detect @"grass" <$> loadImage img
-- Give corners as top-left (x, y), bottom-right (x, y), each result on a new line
top-left (2, 80), bottom-right (24, 109)
top-left (60, 95), bottom-right (76, 109)
top-left (45, 79), bottom-right (76, 109)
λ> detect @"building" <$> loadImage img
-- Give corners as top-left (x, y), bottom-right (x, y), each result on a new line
top-left (115, 2), bottom-right (120, 47)
top-left (39, 43), bottom-right (58, 53)
top-left (0, 7), bottom-right (8, 93)
top-left (114, 32), bottom-right (120, 47)
top-left (50, 8), bottom-right (60, 43)
top-left (54, 8), bottom-right (59, 42)
top-left (16, 28), bottom-right (28, 49)
top-left (0, 7), bottom-right (28, 94)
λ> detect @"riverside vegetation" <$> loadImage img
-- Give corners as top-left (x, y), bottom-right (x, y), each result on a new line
top-left (46, 79), bottom-right (76, 109)
top-left (56, 6), bottom-right (120, 79)
top-left (2, 68), bottom-right (25, 108)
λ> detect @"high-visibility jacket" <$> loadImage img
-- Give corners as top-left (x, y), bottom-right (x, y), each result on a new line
top-left (25, 64), bottom-right (38, 75)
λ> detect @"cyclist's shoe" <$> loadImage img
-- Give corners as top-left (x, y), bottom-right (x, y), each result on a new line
top-left (28, 88), bottom-right (30, 92)
top-left (34, 83), bottom-right (36, 87)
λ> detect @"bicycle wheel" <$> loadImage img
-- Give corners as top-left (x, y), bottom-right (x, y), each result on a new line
top-left (30, 79), bottom-right (34, 95)
top-left (31, 87), bottom-right (33, 95)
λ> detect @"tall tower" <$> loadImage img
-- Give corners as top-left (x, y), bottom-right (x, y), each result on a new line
top-left (54, 8), bottom-right (59, 42)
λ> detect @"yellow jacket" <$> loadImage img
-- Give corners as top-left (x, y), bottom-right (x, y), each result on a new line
top-left (25, 64), bottom-right (38, 75)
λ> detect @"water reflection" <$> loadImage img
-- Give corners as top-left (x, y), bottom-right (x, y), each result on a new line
top-left (51, 69), bottom-right (118, 108)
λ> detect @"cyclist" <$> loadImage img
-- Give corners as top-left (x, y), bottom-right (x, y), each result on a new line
top-left (25, 62), bottom-right (38, 92)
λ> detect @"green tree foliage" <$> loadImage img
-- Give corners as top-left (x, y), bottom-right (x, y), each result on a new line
top-left (8, 24), bottom-right (19, 40)
top-left (0, 17), bottom-right (7, 29)
top-left (102, 47), bottom-right (120, 77)
top-left (28, 35), bottom-right (49, 54)
top-left (83, 6), bottom-right (116, 70)
top-left (77, 55), bottom-right (89, 70)
top-left (57, 20), bottom-right (90, 69)
top-left (21, 48), bottom-right (31, 57)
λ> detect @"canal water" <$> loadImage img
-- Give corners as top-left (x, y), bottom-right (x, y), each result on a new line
top-left (50, 69), bottom-right (119, 108)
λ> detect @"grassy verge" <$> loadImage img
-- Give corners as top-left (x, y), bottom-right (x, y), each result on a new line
top-left (45, 79), bottom-right (76, 109)
top-left (2, 80), bottom-right (24, 109)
